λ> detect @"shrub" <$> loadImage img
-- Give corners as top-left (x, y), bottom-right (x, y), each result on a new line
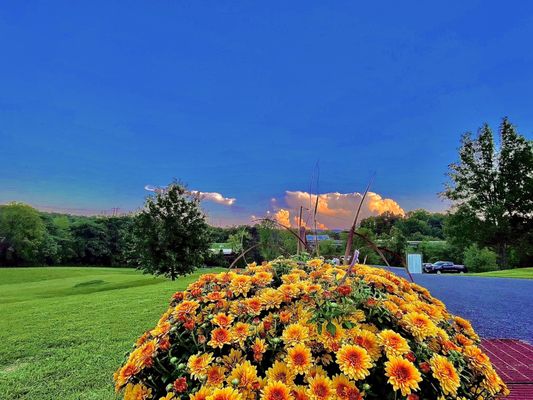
top-left (115, 258), bottom-right (508, 399)
top-left (464, 245), bottom-right (498, 272)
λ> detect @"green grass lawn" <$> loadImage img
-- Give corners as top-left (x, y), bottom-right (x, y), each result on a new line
top-left (466, 267), bottom-right (533, 279)
top-left (0, 266), bottom-right (223, 400)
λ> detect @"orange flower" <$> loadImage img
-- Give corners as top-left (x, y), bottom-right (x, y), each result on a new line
top-left (261, 381), bottom-right (293, 400)
top-left (252, 338), bottom-right (267, 362)
top-left (208, 328), bottom-right (232, 349)
top-left (384, 356), bottom-right (422, 396)
top-left (132, 339), bottom-right (157, 368)
top-left (266, 361), bottom-right (296, 386)
top-left (336, 345), bottom-right (372, 381)
top-left (378, 329), bottom-right (410, 357)
top-left (115, 362), bottom-right (139, 389)
top-left (173, 300), bottom-right (199, 320)
top-left (231, 322), bottom-right (250, 344)
top-left (291, 386), bottom-right (308, 400)
top-left (206, 387), bottom-right (243, 400)
top-left (307, 374), bottom-right (334, 400)
top-left (207, 366), bottom-right (226, 387)
top-left (244, 297), bottom-right (263, 315)
top-left (286, 343), bottom-right (313, 374)
top-left (212, 313), bottom-right (234, 328)
top-left (282, 323), bottom-right (309, 346)
top-left (331, 374), bottom-right (357, 399)
top-left (279, 310), bottom-right (293, 324)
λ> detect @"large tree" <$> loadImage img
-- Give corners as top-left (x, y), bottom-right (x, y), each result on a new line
top-left (443, 117), bottom-right (533, 267)
top-left (0, 203), bottom-right (45, 264)
top-left (130, 183), bottom-right (211, 280)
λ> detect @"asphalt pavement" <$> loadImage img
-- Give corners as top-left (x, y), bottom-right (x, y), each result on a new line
top-left (382, 267), bottom-right (533, 343)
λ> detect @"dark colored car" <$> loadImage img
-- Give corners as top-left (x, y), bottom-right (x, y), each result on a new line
top-left (424, 261), bottom-right (468, 274)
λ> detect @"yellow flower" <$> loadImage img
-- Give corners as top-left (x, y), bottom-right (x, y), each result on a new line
top-left (253, 271), bottom-right (274, 286)
top-left (227, 361), bottom-right (259, 391)
top-left (188, 353), bottom-right (214, 380)
top-left (123, 383), bottom-right (152, 400)
top-left (189, 387), bottom-right (212, 400)
top-left (206, 387), bottom-right (243, 400)
top-left (429, 354), bottom-right (460, 396)
top-left (221, 349), bottom-right (244, 369)
top-left (286, 343), bottom-right (313, 375)
top-left (384, 356), bottom-right (422, 396)
top-left (282, 323), bottom-right (309, 346)
top-left (229, 275), bottom-right (252, 296)
top-left (266, 361), bottom-right (296, 386)
top-left (378, 329), bottom-right (410, 357)
top-left (260, 288), bottom-right (284, 309)
top-left (402, 312), bottom-right (438, 341)
top-left (291, 386), bottom-right (308, 400)
top-left (336, 344), bottom-right (372, 381)
top-left (463, 345), bottom-right (491, 372)
top-left (331, 374), bottom-right (357, 399)
top-left (307, 374), bottom-right (334, 400)
top-left (352, 329), bottom-right (381, 361)
top-left (261, 380), bottom-right (293, 400)
top-left (482, 366), bottom-right (508, 396)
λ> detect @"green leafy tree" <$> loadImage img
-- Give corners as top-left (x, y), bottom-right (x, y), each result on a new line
top-left (463, 244), bottom-right (498, 272)
top-left (130, 183), bottom-right (211, 280)
top-left (70, 220), bottom-right (111, 265)
top-left (360, 211), bottom-right (401, 236)
top-left (444, 118), bottom-right (533, 268)
top-left (0, 203), bottom-right (46, 265)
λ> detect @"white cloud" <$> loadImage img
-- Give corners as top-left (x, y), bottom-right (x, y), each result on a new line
top-left (145, 185), bottom-right (235, 206)
top-left (191, 191), bottom-right (236, 206)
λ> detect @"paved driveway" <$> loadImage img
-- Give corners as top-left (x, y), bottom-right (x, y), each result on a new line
top-left (384, 268), bottom-right (533, 343)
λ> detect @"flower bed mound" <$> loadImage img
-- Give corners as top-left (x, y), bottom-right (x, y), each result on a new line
top-left (115, 259), bottom-right (508, 400)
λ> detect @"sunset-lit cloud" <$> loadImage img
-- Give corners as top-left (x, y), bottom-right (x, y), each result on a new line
top-left (273, 209), bottom-right (291, 227)
top-left (269, 191), bottom-right (404, 230)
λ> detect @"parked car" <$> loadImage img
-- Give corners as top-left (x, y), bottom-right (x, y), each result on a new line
top-left (424, 261), bottom-right (468, 274)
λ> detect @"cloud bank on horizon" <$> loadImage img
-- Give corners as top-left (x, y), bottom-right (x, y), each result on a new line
top-left (270, 190), bottom-right (404, 230)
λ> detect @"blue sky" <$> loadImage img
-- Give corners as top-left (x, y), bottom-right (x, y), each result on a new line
top-left (1, 1), bottom-right (532, 226)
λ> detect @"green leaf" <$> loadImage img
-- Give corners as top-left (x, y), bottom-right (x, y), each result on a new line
top-left (326, 321), bottom-right (336, 336)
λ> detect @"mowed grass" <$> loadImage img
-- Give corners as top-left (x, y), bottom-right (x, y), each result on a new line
top-left (0, 266), bottom-right (223, 400)
top-left (466, 267), bottom-right (533, 279)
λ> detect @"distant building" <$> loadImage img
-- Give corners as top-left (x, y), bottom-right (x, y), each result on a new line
top-left (306, 234), bottom-right (343, 248)
top-left (209, 243), bottom-right (233, 255)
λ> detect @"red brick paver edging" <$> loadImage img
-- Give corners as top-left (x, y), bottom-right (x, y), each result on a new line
top-left (481, 339), bottom-right (533, 399)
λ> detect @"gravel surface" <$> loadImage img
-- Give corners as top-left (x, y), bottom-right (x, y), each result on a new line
top-left (384, 268), bottom-right (533, 343)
